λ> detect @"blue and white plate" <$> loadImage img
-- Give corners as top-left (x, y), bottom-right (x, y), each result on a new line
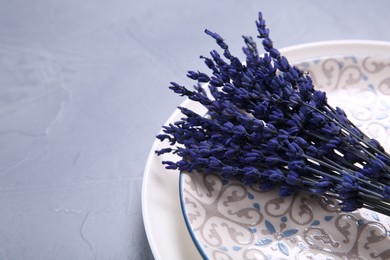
top-left (179, 48), bottom-right (390, 259)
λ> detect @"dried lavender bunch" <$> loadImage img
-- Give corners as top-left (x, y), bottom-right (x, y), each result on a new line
top-left (156, 12), bottom-right (390, 215)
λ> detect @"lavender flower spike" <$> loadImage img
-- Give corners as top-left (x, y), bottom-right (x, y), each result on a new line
top-left (155, 12), bottom-right (390, 216)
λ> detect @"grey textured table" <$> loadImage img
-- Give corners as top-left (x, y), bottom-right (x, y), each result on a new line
top-left (1, 0), bottom-right (390, 259)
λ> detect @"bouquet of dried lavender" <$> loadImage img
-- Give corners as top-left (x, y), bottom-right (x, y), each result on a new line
top-left (155, 12), bottom-right (390, 216)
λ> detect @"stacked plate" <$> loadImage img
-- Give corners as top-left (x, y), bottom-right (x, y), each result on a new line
top-left (143, 41), bottom-right (390, 260)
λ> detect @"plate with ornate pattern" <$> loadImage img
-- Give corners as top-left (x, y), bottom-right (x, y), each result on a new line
top-left (179, 46), bottom-right (390, 259)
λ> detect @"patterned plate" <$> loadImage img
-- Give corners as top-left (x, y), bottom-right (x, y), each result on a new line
top-left (180, 55), bottom-right (390, 259)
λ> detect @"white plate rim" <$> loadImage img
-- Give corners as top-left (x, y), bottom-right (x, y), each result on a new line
top-left (142, 40), bottom-right (390, 260)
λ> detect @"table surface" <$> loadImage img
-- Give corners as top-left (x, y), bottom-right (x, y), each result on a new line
top-left (1, 1), bottom-right (390, 259)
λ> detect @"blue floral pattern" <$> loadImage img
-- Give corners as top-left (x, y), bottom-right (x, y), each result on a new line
top-left (180, 55), bottom-right (390, 260)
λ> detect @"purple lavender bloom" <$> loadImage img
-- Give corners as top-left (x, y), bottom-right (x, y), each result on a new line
top-left (155, 12), bottom-right (390, 216)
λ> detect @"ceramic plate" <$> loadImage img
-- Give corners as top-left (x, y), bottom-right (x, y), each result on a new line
top-left (142, 41), bottom-right (390, 260)
top-left (180, 47), bottom-right (390, 259)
